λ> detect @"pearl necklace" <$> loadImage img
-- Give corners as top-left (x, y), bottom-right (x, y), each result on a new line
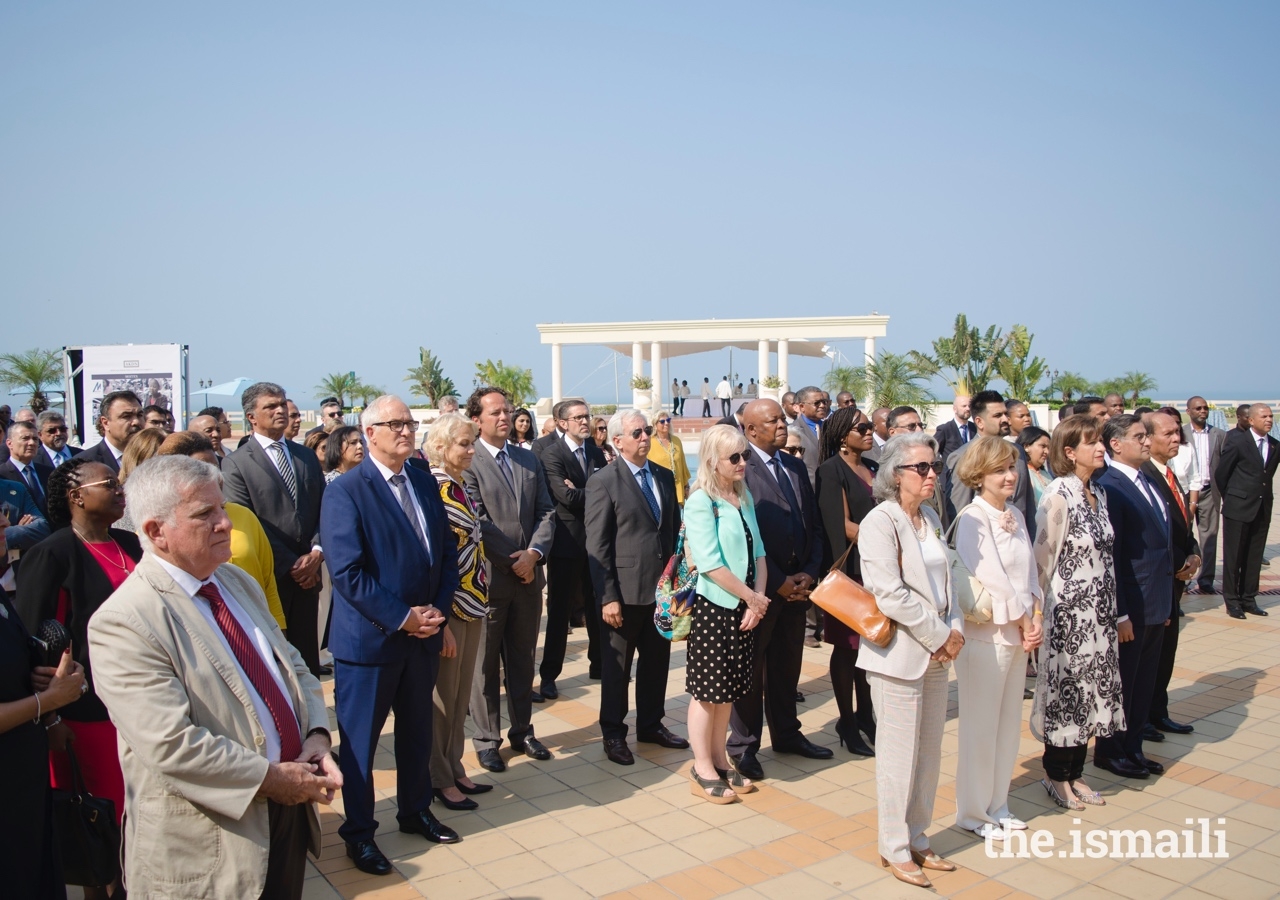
top-left (910, 512), bottom-right (930, 541)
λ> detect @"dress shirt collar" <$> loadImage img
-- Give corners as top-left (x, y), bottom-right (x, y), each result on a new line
top-left (873, 433), bottom-right (886, 448)
top-left (562, 432), bottom-right (584, 453)
top-left (253, 431), bottom-right (289, 453)
top-left (801, 414), bottom-right (822, 433)
top-left (749, 442), bottom-right (777, 466)
top-left (369, 454), bottom-right (405, 482)
top-left (153, 555), bottom-right (210, 598)
top-left (1106, 458), bottom-right (1144, 485)
top-left (1148, 458), bottom-right (1169, 477)
top-left (478, 436), bottom-right (507, 458)
top-left (621, 456), bottom-right (650, 478)
top-left (105, 440), bottom-right (125, 463)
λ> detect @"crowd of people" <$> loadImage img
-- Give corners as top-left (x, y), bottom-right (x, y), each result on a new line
top-left (0, 381), bottom-right (1274, 898)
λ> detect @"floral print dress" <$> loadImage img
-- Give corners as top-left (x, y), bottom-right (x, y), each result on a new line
top-left (1030, 474), bottom-right (1125, 747)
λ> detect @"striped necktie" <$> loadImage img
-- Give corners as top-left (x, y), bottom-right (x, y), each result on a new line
top-left (269, 441), bottom-right (298, 504)
top-left (638, 467), bottom-right (661, 522)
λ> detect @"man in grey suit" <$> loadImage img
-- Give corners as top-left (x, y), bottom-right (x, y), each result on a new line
top-left (78, 390), bottom-right (142, 473)
top-left (463, 387), bottom-right (557, 773)
top-left (585, 409), bottom-right (687, 766)
top-left (789, 386), bottom-right (830, 486)
top-left (222, 382), bottom-right (328, 675)
top-left (1183, 396), bottom-right (1226, 593)
top-left (945, 391), bottom-right (1037, 540)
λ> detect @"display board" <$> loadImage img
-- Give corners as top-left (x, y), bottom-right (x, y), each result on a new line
top-left (67, 344), bottom-right (188, 447)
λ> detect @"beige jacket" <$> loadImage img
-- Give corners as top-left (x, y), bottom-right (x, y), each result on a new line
top-left (87, 555), bottom-right (330, 899)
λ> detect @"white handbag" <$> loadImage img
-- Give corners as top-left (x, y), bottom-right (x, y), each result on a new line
top-left (943, 507), bottom-right (993, 624)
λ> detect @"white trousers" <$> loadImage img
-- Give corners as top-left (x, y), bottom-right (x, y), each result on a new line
top-left (954, 640), bottom-right (1027, 830)
top-left (868, 662), bottom-right (949, 863)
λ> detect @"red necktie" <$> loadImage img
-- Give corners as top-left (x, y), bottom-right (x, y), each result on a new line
top-left (1164, 467), bottom-right (1188, 523)
top-left (197, 582), bottom-right (302, 762)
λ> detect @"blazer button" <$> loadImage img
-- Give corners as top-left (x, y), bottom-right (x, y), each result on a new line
top-left (255, 735), bottom-right (265, 747)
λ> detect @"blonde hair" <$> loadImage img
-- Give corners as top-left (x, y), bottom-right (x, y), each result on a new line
top-left (955, 435), bottom-right (1017, 489)
top-left (119, 427), bottom-right (166, 484)
top-left (691, 424), bottom-right (749, 502)
top-left (424, 413), bottom-right (478, 467)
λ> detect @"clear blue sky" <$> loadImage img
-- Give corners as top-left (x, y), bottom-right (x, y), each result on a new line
top-left (2, 1), bottom-right (1276, 410)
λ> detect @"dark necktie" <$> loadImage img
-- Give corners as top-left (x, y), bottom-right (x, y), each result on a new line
top-left (269, 441), bottom-right (298, 504)
top-left (390, 473), bottom-right (431, 561)
top-left (196, 582), bottom-right (301, 762)
top-left (1260, 436), bottom-right (1268, 461)
top-left (575, 446), bottom-right (587, 477)
top-left (769, 456), bottom-right (807, 548)
top-left (22, 466), bottom-right (42, 504)
top-left (496, 449), bottom-right (516, 493)
top-left (637, 467), bottom-right (661, 522)
top-left (1137, 473), bottom-right (1166, 523)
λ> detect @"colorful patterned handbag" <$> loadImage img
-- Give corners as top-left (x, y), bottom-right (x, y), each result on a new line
top-left (654, 521), bottom-right (699, 641)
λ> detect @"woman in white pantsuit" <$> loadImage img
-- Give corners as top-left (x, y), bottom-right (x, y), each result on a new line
top-left (858, 432), bottom-right (965, 890)
top-left (953, 437), bottom-right (1043, 840)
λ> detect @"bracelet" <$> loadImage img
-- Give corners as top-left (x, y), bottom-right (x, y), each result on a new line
top-left (32, 692), bottom-right (42, 724)
top-left (45, 714), bottom-right (62, 731)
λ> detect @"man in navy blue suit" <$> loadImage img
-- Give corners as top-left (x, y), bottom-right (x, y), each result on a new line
top-left (320, 395), bottom-right (461, 876)
top-left (1094, 414), bottom-right (1174, 781)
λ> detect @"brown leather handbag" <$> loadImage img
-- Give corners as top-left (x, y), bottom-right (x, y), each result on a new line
top-left (809, 543), bottom-right (896, 648)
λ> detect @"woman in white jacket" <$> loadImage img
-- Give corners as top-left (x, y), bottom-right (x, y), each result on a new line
top-left (953, 437), bottom-right (1043, 841)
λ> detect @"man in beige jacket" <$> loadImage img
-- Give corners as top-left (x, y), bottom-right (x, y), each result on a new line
top-left (88, 456), bottom-right (340, 900)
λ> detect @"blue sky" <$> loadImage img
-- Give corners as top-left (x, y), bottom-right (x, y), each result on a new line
top-left (2, 2), bottom-right (1276, 409)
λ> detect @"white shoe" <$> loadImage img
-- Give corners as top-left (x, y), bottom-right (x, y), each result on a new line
top-left (1001, 816), bottom-right (1028, 830)
top-left (973, 823), bottom-right (1007, 840)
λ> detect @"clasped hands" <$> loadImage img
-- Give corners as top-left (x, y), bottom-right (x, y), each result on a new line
top-left (1019, 614), bottom-right (1044, 652)
top-left (401, 604), bottom-right (446, 638)
top-left (739, 590), bottom-right (770, 632)
top-left (1175, 555), bottom-right (1202, 583)
top-left (510, 549), bottom-right (539, 584)
top-left (259, 732), bottom-right (344, 806)
top-left (290, 549), bottom-right (324, 589)
top-left (776, 573), bottom-right (814, 602)
top-left (929, 629), bottom-right (965, 663)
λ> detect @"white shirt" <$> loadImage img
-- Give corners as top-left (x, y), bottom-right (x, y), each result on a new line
top-left (1169, 445), bottom-right (1199, 497)
top-left (369, 455), bottom-right (431, 559)
top-left (1253, 430), bottom-right (1270, 464)
top-left (622, 457), bottom-right (661, 517)
top-left (701, 382), bottom-right (712, 399)
top-left (715, 380), bottom-right (732, 400)
top-left (154, 557), bottom-right (295, 764)
top-left (1188, 425), bottom-right (1212, 491)
top-left (955, 497), bottom-right (1040, 646)
top-left (748, 442), bottom-right (795, 493)
top-left (1108, 459), bottom-right (1166, 521)
top-left (252, 431), bottom-right (295, 482)
top-left (42, 444), bottom-right (73, 467)
top-left (873, 433), bottom-right (887, 449)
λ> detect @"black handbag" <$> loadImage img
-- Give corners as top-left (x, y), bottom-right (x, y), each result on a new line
top-left (31, 617), bottom-right (72, 667)
top-left (50, 745), bottom-right (121, 887)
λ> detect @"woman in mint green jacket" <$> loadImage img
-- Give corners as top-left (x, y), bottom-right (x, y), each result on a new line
top-left (682, 425), bottom-right (770, 804)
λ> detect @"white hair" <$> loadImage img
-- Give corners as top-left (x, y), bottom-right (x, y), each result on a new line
top-left (424, 412), bottom-right (478, 467)
top-left (360, 395), bottom-right (408, 431)
top-left (872, 431), bottom-right (938, 503)
top-left (125, 455), bottom-right (223, 550)
top-left (607, 408), bottom-right (647, 442)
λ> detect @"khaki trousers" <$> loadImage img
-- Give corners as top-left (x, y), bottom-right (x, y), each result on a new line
top-left (954, 639), bottom-right (1026, 830)
top-left (430, 615), bottom-right (485, 787)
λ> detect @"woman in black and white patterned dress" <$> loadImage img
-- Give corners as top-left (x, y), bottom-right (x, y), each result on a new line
top-left (1032, 415), bottom-right (1125, 811)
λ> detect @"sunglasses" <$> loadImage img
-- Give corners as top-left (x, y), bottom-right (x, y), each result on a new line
top-left (724, 452), bottom-right (746, 464)
top-left (77, 477), bottom-right (122, 492)
top-left (895, 461), bottom-right (944, 477)
top-left (852, 422), bottom-right (874, 435)
top-left (782, 446), bottom-right (805, 456)
top-left (629, 426), bottom-right (654, 439)
top-left (656, 418), bottom-right (671, 424)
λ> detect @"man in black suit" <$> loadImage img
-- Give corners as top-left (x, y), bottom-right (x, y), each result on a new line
top-left (1215, 403), bottom-right (1279, 619)
top-left (1094, 415), bottom-right (1174, 780)
top-left (1142, 411), bottom-right (1201, 738)
top-left (727, 400), bottom-right (831, 781)
top-left (79, 390), bottom-right (142, 473)
top-left (586, 409), bottom-right (688, 765)
top-left (946, 391), bottom-right (1036, 539)
top-left (222, 382), bottom-right (328, 674)
top-left (35, 411), bottom-right (79, 469)
top-left (539, 399), bottom-right (607, 696)
top-left (0, 421), bottom-right (54, 515)
top-left (1183, 397), bottom-right (1226, 593)
top-left (933, 395), bottom-right (972, 463)
top-left (531, 401), bottom-right (568, 461)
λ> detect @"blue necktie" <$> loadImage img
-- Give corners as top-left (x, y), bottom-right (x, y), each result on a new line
top-left (770, 456), bottom-right (806, 548)
top-left (22, 466), bottom-right (43, 505)
top-left (390, 473), bottom-right (432, 561)
top-left (638, 468), bottom-right (660, 522)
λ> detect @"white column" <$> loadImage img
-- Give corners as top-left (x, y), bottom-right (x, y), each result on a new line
top-left (631, 342), bottom-right (645, 408)
top-left (651, 342), bottom-right (663, 413)
top-left (551, 343), bottom-right (563, 403)
top-left (758, 339), bottom-right (770, 387)
top-left (863, 336), bottom-right (876, 408)
top-left (777, 339), bottom-right (790, 391)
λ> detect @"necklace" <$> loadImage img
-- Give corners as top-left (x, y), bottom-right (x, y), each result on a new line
top-left (72, 527), bottom-right (132, 574)
top-left (910, 511), bottom-right (929, 541)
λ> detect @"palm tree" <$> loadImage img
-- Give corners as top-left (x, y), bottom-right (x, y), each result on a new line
top-left (843, 352), bottom-right (935, 410)
top-left (405, 348), bottom-right (456, 405)
top-left (0, 347), bottom-right (62, 414)
top-left (315, 372), bottom-right (359, 409)
top-left (994, 325), bottom-right (1048, 402)
top-left (909, 314), bottom-right (1010, 394)
top-left (1116, 371), bottom-right (1158, 405)
top-left (822, 365), bottom-right (862, 395)
top-left (474, 359), bottom-right (536, 408)
top-left (1054, 371), bottom-right (1090, 402)
top-left (351, 382), bottom-right (387, 407)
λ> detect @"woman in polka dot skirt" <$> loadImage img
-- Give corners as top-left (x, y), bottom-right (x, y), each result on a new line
top-left (682, 425), bottom-right (770, 804)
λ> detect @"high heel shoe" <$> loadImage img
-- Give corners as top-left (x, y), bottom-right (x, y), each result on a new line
top-left (715, 766), bottom-right (758, 793)
top-left (1041, 778), bottom-right (1084, 811)
top-left (880, 856), bottom-right (931, 889)
top-left (688, 766), bottom-right (739, 804)
top-left (1070, 781), bottom-right (1106, 806)
top-left (835, 719), bottom-right (875, 757)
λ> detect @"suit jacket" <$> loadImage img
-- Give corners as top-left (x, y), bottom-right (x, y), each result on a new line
top-left (222, 436), bottom-right (325, 583)
top-left (789, 420), bottom-right (822, 485)
top-left (933, 419), bottom-right (972, 464)
top-left (585, 459), bottom-right (679, 607)
top-left (1215, 428), bottom-right (1280, 523)
top-left (856, 502), bottom-right (962, 681)
top-left (77, 438), bottom-right (123, 473)
top-left (1142, 461), bottom-right (1200, 573)
top-left (947, 440), bottom-right (1037, 541)
top-left (1096, 465), bottom-right (1174, 627)
top-left (86, 557), bottom-right (329, 900)
top-left (541, 436), bottom-right (607, 559)
top-left (15, 526), bottom-right (143, 721)
top-left (1181, 423), bottom-right (1225, 499)
top-left (0, 458), bottom-right (53, 515)
top-left (320, 456), bottom-right (459, 663)
top-left (463, 441), bottom-right (556, 599)
top-left (743, 446), bottom-right (824, 600)
top-left (530, 430), bottom-right (561, 462)
top-left (40, 443), bottom-right (80, 470)
top-left (0, 479), bottom-right (50, 551)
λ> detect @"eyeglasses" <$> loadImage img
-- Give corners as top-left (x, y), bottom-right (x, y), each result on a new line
top-left (782, 446), bottom-right (805, 456)
top-left (898, 422), bottom-right (923, 432)
top-left (77, 478), bottom-right (122, 492)
top-left (325, 411), bottom-right (344, 419)
top-left (42, 426), bottom-right (68, 434)
top-left (725, 452), bottom-right (745, 464)
top-left (656, 418), bottom-right (671, 424)
top-left (895, 461), bottom-right (944, 477)
top-left (372, 420), bottom-right (420, 433)
top-left (595, 426), bottom-right (607, 433)
top-left (808, 400), bottom-right (831, 408)
top-left (852, 423), bottom-right (874, 435)
top-left (565, 414), bottom-right (591, 423)
top-left (629, 426), bottom-right (654, 439)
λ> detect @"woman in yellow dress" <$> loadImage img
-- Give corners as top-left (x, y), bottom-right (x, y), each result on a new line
top-left (646, 412), bottom-right (691, 504)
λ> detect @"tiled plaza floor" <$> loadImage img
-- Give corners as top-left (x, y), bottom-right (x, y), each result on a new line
top-left (292, 514), bottom-right (1280, 900)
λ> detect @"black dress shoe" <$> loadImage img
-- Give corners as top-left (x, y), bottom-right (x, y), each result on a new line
top-left (1227, 608), bottom-right (1247, 620)
top-left (637, 726), bottom-right (690, 750)
top-left (513, 736), bottom-right (552, 760)
top-left (399, 809), bottom-right (461, 844)
top-left (540, 680), bottom-right (559, 700)
top-left (603, 738), bottom-right (635, 765)
top-left (1197, 583), bottom-right (1215, 595)
top-left (477, 748), bottom-right (506, 772)
top-left (1141, 723), bottom-right (1165, 742)
top-left (1153, 717), bottom-right (1194, 735)
top-left (313, 664), bottom-right (333, 677)
top-left (433, 788), bottom-right (478, 811)
top-left (1094, 757), bottom-right (1150, 779)
top-left (772, 736), bottom-right (835, 760)
top-left (1134, 754), bottom-right (1165, 775)
top-left (347, 839), bottom-right (392, 875)
top-left (455, 780), bottom-right (494, 795)
top-left (530, 690), bottom-right (545, 703)
top-left (729, 752), bottom-right (764, 781)
top-left (795, 691), bottom-right (806, 703)
top-left (1243, 605), bottom-right (1269, 616)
